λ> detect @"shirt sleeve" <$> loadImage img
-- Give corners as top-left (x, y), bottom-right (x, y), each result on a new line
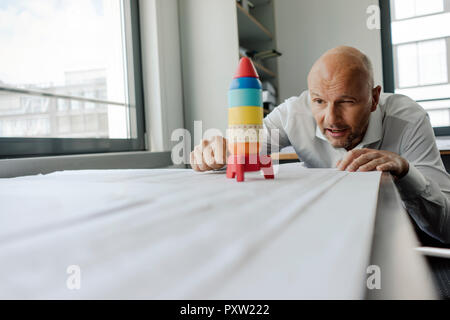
top-left (260, 103), bottom-right (292, 155)
top-left (395, 114), bottom-right (450, 244)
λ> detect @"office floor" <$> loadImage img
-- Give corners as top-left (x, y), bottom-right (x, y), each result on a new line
top-left (415, 226), bottom-right (450, 300)
top-left (425, 257), bottom-right (450, 300)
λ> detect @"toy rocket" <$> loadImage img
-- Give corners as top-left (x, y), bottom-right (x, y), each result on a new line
top-left (226, 57), bottom-right (274, 182)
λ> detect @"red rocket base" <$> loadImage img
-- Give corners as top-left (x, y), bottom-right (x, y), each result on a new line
top-left (226, 154), bottom-right (274, 182)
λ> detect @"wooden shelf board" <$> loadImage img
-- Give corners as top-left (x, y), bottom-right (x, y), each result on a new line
top-left (249, 0), bottom-right (272, 6)
top-left (236, 3), bottom-right (273, 42)
top-left (254, 61), bottom-right (276, 79)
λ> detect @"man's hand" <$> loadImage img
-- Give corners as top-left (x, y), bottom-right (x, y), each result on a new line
top-left (190, 136), bottom-right (227, 172)
top-left (337, 148), bottom-right (409, 178)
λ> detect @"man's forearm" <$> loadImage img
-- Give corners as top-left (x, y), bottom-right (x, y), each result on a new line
top-left (395, 165), bottom-right (450, 244)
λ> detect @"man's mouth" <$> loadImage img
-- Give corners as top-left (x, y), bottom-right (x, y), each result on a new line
top-left (325, 128), bottom-right (349, 138)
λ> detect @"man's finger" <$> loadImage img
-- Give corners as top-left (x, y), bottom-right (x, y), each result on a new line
top-left (337, 149), bottom-right (369, 171)
top-left (347, 152), bottom-right (382, 171)
top-left (357, 157), bottom-right (388, 172)
top-left (211, 136), bottom-right (227, 165)
top-left (190, 151), bottom-right (200, 171)
top-left (202, 145), bottom-right (214, 167)
top-left (194, 146), bottom-right (211, 171)
top-left (376, 161), bottom-right (396, 172)
top-left (203, 145), bottom-right (223, 170)
top-left (201, 139), bottom-right (210, 149)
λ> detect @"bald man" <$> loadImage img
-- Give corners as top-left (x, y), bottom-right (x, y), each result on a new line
top-left (190, 46), bottom-right (450, 244)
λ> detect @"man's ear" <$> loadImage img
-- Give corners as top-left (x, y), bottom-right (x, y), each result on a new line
top-left (371, 85), bottom-right (382, 112)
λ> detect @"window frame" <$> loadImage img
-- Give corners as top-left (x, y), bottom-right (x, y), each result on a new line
top-left (0, 0), bottom-right (146, 158)
top-left (379, 0), bottom-right (450, 136)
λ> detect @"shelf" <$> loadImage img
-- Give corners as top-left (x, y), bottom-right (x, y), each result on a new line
top-left (249, 0), bottom-right (272, 6)
top-left (236, 3), bottom-right (273, 43)
top-left (236, 0), bottom-right (278, 105)
top-left (254, 61), bottom-right (276, 79)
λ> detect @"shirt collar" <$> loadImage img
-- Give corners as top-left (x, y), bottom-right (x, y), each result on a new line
top-left (315, 106), bottom-right (383, 149)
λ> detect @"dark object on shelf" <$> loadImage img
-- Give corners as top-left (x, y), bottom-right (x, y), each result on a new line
top-left (239, 46), bottom-right (256, 58)
top-left (262, 81), bottom-right (276, 95)
top-left (236, 0), bottom-right (255, 12)
top-left (253, 49), bottom-right (282, 60)
top-left (262, 81), bottom-right (277, 114)
top-left (239, 47), bottom-right (282, 61)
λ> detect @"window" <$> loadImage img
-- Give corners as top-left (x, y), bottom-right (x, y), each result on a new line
top-left (396, 39), bottom-right (448, 88)
top-left (0, 0), bottom-right (145, 157)
top-left (381, 0), bottom-right (450, 133)
top-left (393, 0), bottom-right (444, 20)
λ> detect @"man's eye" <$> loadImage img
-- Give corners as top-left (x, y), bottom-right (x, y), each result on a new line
top-left (314, 99), bottom-right (324, 104)
top-left (341, 100), bottom-right (355, 104)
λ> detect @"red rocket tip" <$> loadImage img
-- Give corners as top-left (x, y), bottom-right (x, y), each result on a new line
top-left (234, 57), bottom-right (259, 79)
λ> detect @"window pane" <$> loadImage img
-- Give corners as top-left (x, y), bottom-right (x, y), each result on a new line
top-left (415, 0), bottom-right (444, 17)
top-left (420, 99), bottom-right (450, 111)
top-left (397, 43), bottom-right (419, 87)
top-left (0, 91), bottom-right (127, 138)
top-left (396, 84), bottom-right (450, 101)
top-left (418, 39), bottom-right (448, 85)
top-left (391, 13), bottom-right (450, 44)
top-left (0, 0), bottom-right (126, 101)
top-left (393, 0), bottom-right (443, 20)
top-left (427, 109), bottom-right (450, 127)
top-left (394, 0), bottom-right (416, 20)
top-left (390, 1), bottom-right (450, 129)
top-left (0, 0), bottom-right (132, 139)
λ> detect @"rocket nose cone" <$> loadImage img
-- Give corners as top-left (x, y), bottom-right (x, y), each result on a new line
top-left (234, 57), bottom-right (259, 79)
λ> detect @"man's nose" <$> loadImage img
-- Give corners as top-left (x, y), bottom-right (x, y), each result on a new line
top-left (324, 103), bottom-right (342, 125)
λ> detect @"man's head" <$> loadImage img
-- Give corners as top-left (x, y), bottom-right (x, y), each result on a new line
top-left (307, 46), bottom-right (381, 150)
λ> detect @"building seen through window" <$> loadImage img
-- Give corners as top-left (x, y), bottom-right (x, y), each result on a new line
top-left (0, 69), bottom-right (109, 138)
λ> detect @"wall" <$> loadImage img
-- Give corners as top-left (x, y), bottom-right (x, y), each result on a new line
top-left (273, 0), bottom-right (384, 101)
top-left (178, 0), bottom-right (240, 143)
top-left (139, 0), bottom-right (185, 152)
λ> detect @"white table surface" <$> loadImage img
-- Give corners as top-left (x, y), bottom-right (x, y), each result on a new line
top-left (0, 163), bottom-right (381, 299)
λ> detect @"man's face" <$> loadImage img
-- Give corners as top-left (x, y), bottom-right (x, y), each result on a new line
top-left (309, 70), bottom-right (378, 150)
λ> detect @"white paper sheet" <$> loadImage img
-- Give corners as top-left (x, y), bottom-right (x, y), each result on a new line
top-left (0, 164), bottom-right (381, 299)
